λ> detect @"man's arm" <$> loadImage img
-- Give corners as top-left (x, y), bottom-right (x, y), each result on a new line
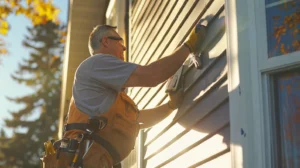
top-left (124, 45), bottom-right (190, 87)
top-left (124, 24), bottom-right (207, 88)
top-left (137, 88), bottom-right (183, 129)
top-left (138, 103), bottom-right (174, 129)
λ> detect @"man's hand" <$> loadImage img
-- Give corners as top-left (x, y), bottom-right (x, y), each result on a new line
top-left (168, 88), bottom-right (184, 110)
top-left (184, 24), bottom-right (207, 53)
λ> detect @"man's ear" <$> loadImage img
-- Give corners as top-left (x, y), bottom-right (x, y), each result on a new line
top-left (101, 36), bottom-right (109, 48)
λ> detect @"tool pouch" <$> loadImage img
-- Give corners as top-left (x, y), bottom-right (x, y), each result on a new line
top-left (82, 142), bottom-right (113, 168)
top-left (41, 140), bottom-right (57, 168)
top-left (41, 152), bottom-right (75, 168)
top-left (56, 151), bottom-right (75, 168)
top-left (41, 153), bottom-right (57, 168)
top-left (41, 139), bottom-right (76, 168)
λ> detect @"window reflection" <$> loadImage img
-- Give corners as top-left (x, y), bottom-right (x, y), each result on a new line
top-left (274, 69), bottom-right (300, 168)
top-left (266, 0), bottom-right (300, 57)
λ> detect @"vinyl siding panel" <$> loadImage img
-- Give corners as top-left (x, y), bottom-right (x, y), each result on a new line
top-left (124, 0), bottom-right (230, 167)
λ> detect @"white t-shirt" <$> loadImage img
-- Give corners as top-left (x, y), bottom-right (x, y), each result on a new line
top-left (72, 54), bottom-right (138, 116)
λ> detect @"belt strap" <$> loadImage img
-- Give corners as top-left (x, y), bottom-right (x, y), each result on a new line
top-left (91, 134), bottom-right (121, 163)
top-left (64, 123), bottom-right (87, 132)
top-left (64, 123), bottom-right (121, 165)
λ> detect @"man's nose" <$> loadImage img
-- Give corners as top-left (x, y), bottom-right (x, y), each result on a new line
top-left (122, 44), bottom-right (126, 51)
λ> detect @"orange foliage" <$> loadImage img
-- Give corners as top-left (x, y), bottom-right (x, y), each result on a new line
top-left (0, 0), bottom-right (65, 60)
top-left (280, 43), bottom-right (289, 54)
top-left (271, 2), bottom-right (300, 56)
top-left (0, 0), bottom-right (60, 36)
top-left (274, 26), bottom-right (286, 39)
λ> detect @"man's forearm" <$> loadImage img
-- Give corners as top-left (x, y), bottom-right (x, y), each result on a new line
top-left (138, 103), bottom-right (174, 129)
top-left (146, 45), bottom-right (190, 85)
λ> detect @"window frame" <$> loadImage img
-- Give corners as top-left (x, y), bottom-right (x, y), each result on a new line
top-left (256, 1), bottom-right (300, 167)
top-left (226, 0), bottom-right (300, 167)
top-left (256, 0), bottom-right (300, 72)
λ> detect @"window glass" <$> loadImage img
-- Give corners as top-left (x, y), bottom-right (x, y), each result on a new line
top-left (265, 0), bottom-right (300, 57)
top-left (274, 69), bottom-right (300, 168)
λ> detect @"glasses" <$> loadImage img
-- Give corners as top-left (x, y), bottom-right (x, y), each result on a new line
top-left (107, 36), bottom-right (123, 41)
top-left (106, 36), bottom-right (124, 45)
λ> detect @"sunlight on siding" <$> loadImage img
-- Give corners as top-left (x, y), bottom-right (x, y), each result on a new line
top-left (163, 128), bottom-right (229, 168)
top-left (147, 129), bottom-right (208, 167)
top-left (145, 123), bottom-right (186, 158)
top-left (196, 152), bottom-right (231, 168)
top-left (208, 33), bottom-right (227, 58)
top-left (145, 109), bottom-right (177, 144)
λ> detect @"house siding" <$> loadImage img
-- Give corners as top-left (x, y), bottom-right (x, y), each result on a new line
top-left (123, 0), bottom-right (230, 167)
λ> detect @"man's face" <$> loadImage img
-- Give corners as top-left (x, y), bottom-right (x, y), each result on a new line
top-left (105, 31), bottom-right (126, 61)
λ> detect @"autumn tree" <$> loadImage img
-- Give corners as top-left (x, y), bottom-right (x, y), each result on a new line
top-left (0, 21), bottom-right (65, 168)
top-left (0, 0), bottom-right (60, 59)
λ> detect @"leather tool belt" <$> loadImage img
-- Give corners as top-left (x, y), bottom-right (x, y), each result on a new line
top-left (41, 116), bottom-right (121, 168)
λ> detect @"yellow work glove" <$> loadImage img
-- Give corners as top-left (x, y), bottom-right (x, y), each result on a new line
top-left (184, 24), bottom-right (207, 53)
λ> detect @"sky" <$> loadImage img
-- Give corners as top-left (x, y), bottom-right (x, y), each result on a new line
top-left (0, 0), bottom-right (69, 137)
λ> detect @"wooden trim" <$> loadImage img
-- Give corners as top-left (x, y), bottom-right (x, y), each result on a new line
top-left (225, 0), bottom-right (244, 166)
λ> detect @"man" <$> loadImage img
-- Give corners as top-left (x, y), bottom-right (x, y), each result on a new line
top-left (46, 24), bottom-right (206, 168)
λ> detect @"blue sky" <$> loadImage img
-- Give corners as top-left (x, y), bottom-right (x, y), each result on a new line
top-left (0, 0), bottom-right (69, 137)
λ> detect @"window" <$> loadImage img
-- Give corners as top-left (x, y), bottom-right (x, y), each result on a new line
top-left (272, 69), bottom-right (300, 168)
top-left (262, 1), bottom-right (300, 167)
top-left (265, 0), bottom-right (300, 57)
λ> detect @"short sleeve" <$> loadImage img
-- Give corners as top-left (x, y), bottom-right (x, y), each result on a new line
top-left (91, 55), bottom-right (138, 91)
